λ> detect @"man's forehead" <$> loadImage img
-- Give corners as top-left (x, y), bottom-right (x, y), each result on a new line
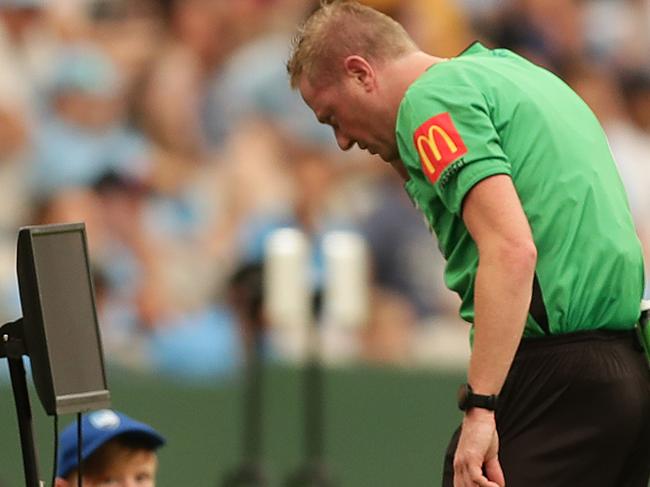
top-left (298, 77), bottom-right (321, 108)
top-left (299, 77), bottom-right (336, 113)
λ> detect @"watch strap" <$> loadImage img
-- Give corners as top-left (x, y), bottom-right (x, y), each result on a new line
top-left (457, 383), bottom-right (498, 412)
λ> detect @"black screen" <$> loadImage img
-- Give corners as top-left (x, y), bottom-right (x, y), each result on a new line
top-left (31, 230), bottom-right (105, 396)
top-left (17, 223), bottom-right (110, 415)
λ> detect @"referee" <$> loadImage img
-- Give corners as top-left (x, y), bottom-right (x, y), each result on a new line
top-left (287, 1), bottom-right (650, 486)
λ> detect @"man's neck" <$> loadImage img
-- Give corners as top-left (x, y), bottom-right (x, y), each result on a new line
top-left (388, 159), bottom-right (411, 182)
top-left (381, 50), bottom-right (447, 133)
top-left (388, 51), bottom-right (447, 96)
top-left (382, 51), bottom-right (446, 183)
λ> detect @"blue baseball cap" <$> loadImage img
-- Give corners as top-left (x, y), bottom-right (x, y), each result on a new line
top-left (57, 410), bottom-right (166, 479)
top-left (50, 44), bottom-right (121, 97)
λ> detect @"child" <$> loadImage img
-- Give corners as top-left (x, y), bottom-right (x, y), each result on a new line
top-left (55, 409), bottom-right (165, 487)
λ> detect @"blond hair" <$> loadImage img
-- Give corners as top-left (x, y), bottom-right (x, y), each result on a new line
top-left (287, 0), bottom-right (417, 88)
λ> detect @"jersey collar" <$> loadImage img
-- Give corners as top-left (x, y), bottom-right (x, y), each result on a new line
top-left (457, 41), bottom-right (489, 57)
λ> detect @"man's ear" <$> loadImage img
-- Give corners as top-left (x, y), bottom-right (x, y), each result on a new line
top-left (55, 478), bottom-right (69, 487)
top-left (342, 56), bottom-right (375, 90)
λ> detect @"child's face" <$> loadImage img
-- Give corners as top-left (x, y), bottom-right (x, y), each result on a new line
top-left (71, 451), bottom-right (158, 487)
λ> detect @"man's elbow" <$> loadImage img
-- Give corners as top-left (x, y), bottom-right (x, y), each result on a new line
top-left (483, 237), bottom-right (537, 277)
top-left (501, 238), bottom-right (537, 276)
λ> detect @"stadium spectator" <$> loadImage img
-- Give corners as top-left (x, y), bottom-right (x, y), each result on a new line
top-left (30, 43), bottom-right (151, 197)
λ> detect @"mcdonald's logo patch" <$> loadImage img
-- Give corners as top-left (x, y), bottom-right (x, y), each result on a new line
top-left (413, 112), bottom-right (467, 184)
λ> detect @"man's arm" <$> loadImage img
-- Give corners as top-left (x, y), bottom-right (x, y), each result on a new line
top-left (464, 174), bottom-right (536, 395)
top-left (453, 174), bottom-right (537, 487)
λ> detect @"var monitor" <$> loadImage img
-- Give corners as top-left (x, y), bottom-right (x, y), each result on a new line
top-left (16, 223), bottom-right (110, 415)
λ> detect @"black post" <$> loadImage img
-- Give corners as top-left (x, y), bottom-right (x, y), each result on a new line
top-left (244, 332), bottom-right (265, 467)
top-left (8, 356), bottom-right (41, 487)
top-left (1, 319), bottom-right (42, 487)
top-left (284, 323), bottom-right (336, 487)
top-left (221, 327), bottom-right (268, 487)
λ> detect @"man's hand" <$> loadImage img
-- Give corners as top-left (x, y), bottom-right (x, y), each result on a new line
top-left (453, 409), bottom-right (505, 487)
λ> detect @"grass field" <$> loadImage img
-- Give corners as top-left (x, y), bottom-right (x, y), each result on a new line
top-left (0, 364), bottom-right (464, 487)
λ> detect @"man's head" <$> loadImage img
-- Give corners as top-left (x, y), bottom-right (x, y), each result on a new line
top-left (287, 0), bottom-right (416, 89)
top-left (287, 0), bottom-right (420, 163)
top-left (55, 410), bottom-right (165, 487)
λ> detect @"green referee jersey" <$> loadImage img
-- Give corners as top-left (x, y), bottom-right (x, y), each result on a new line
top-left (396, 42), bottom-right (645, 337)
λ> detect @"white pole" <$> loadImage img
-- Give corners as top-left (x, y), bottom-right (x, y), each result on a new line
top-left (263, 228), bottom-right (312, 362)
top-left (264, 228), bottom-right (312, 329)
top-left (322, 231), bottom-right (369, 330)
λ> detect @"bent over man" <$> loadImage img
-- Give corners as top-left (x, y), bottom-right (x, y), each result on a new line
top-left (287, 2), bottom-right (650, 486)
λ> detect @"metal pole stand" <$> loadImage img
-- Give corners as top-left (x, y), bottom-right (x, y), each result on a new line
top-left (284, 326), bottom-right (337, 487)
top-left (222, 463), bottom-right (268, 487)
top-left (222, 333), bottom-right (269, 487)
top-left (0, 318), bottom-right (43, 487)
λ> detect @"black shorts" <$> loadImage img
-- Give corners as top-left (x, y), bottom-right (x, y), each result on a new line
top-left (443, 330), bottom-right (650, 487)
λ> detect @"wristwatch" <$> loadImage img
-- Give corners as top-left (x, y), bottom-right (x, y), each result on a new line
top-left (457, 383), bottom-right (498, 412)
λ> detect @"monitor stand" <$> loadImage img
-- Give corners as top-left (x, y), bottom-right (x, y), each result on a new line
top-left (0, 318), bottom-right (43, 487)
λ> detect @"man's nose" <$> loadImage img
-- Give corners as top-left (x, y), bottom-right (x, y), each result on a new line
top-left (335, 131), bottom-right (353, 151)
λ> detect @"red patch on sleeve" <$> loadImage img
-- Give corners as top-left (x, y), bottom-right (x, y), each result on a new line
top-left (413, 112), bottom-right (467, 184)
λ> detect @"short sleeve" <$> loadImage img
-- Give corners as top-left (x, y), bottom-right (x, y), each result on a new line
top-left (396, 74), bottom-right (512, 215)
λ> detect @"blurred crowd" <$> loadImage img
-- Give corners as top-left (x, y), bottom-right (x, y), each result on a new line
top-left (0, 0), bottom-right (647, 380)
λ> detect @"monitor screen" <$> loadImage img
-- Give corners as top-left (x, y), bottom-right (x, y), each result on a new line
top-left (17, 223), bottom-right (110, 415)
